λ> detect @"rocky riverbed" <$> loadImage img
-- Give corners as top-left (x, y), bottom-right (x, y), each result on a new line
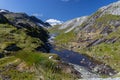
top-left (79, 77), bottom-right (120, 80)
top-left (49, 34), bottom-right (118, 79)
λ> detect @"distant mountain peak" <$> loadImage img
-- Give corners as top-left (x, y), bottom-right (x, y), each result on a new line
top-left (59, 16), bottom-right (88, 33)
top-left (46, 19), bottom-right (63, 26)
top-left (0, 9), bottom-right (51, 28)
top-left (0, 9), bottom-right (9, 13)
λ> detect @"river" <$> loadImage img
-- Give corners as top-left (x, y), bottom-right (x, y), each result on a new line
top-left (48, 34), bottom-right (118, 79)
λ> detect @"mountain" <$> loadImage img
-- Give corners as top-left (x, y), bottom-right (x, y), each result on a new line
top-left (59, 16), bottom-right (88, 33)
top-left (0, 10), bottom-right (80, 80)
top-left (52, 0), bottom-right (120, 76)
top-left (30, 16), bottom-right (51, 28)
top-left (0, 13), bottom-right (9, 23)
top-left (0, 9), bottom-right (9, 13)
top-left (48, 16), bottom-right (88, 34)
top-left (99, 1), bottom-right (120, 16)
top-left (0, 9), bottom-right (51, 28)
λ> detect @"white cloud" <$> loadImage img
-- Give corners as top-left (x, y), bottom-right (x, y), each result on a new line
top-left (32, 13), bottom-right (43, 17)
top-left (46, 19), bottom-right (63, 26)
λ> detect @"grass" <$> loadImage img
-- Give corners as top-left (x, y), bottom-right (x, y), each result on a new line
top-left (96, 14), bottom-right (120, 23)
top-left (0, 23), bottom-right (79, 80)
top-left (48, 25), bottom-right (61, 33)
top-left (14, 51), bottom-right (57, 66)
top-left (55, 31), bottom-right (76, 46)
top-left (0, 24), bottom-right (45, 52)
top-left (1, 69), bottom-right (35, 80)
top-left (105, 27), bottom-right (120, 39)
top-left (13, 51), bottom-right (77, 80)
top-left (80, 42), bottom-right (120, 72)
top-left (0, 56), bottom-right (35, 80)
top-left (0, 52), bottom-right (78, 80)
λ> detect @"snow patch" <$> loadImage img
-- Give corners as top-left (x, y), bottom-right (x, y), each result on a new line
top-left (46, 19), bottom-right (63, 26)
top-left (59, 16), bottom-right (88, 33)
top-left (99, 0), bottom-right (120, 15)
top-left (0, 9), bottom-right (9, 13)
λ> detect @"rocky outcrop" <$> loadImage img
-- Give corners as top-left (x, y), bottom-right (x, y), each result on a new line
top-left (58, 16), bottom-right (88, 33)
top-left (30, 16), bottom-right (51, 28)
top-left (0, 10), bottom-right (51, 28)
top-left (0, 10), bottom-right (50, 53)
top-left (99, 1), bottom-right (120, 16)
top-left (0, 14), bottom-right (9, 24)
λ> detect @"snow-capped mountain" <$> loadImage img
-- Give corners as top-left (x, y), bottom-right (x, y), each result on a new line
top-left (59, 16), bottom-right (88, 33)
top-left (46, 19), bottom-right (63, 26)
top-left (49, 0), bottom-right (120, 33)
top-left (0, 9), bottom-right (9, 13)
top-left (99, 0), bottom-right (120, 16)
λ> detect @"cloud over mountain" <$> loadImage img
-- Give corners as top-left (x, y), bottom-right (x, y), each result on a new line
top-left (46, 19), bottom-right (63, 26)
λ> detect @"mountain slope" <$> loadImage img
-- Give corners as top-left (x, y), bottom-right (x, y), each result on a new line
top-left (60, 16), bottom-right (88, 33)
top-left (53, 0), bottom-right (120, 76)
top-left (48, 16), bottom-right (88, 34)
top-left (0, 10), bottom-right (51, 28)
top-left (0, 11), bottom-right (81, 80)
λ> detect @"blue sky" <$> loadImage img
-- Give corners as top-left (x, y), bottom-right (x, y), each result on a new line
top-left (0, 0), bottom-right (118, 21)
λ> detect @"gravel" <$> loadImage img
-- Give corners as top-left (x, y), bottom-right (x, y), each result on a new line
top-left (79, 77), bottom-right (120, 80)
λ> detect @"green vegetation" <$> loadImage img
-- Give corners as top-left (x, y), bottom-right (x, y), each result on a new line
top-left (48, 25), bottom-right (61, 33)
top-left (106, 27), bottom-right (120, 39)
top-left (55, 31), bottom-right (76, 46)
top-left (80, 42), bottom-right (120, 71)
top-left (48, 25), bottom-right (73, 34)
top-left (0, 51), bottom-right (77, 80)
top-left (14, 51), bottom-right (57, 66)
top-left (96, 14), bottom-right (120, 23)
top-left (0, 56), bottom-right (35, 80)
top-left (0, 24), bottom-right (45, 52)
top-left (75, 14), bottom-right (120, 74)
top-left (0, 23), bottom-right (78, 80)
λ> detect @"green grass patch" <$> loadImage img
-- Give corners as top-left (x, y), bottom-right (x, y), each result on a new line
top-left (14, 51), bottom-right (56, 66)
top-left (0, 56), bottom-right (35, 80)
top-left (55, 31), bottom-right (76, 45)
top-left (80, 42), bottom-right (120, 71)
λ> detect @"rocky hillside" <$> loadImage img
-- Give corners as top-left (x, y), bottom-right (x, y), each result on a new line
top-left (0, 10), bottom-right (81, 80)
top-left (52, 0), bottom-right (120, 76)
top-left (48, 16), bottom-right (88, 34)
top-left (0, 9), bottom-right (51, 28)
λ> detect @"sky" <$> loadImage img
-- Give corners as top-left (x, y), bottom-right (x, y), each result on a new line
top-left (0, 0), bottom-right (118, 22)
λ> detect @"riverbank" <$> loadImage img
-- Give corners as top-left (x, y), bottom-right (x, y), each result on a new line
top-left (49, 33), bottom-right (118, 79)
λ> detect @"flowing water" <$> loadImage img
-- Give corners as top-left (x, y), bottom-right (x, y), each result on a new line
top-left (50, 48), bottom-right (100, 78)
top-left (49, 34), bottom-right (118, 79)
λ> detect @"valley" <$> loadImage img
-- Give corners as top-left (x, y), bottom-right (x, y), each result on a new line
top-left (0, 0), bottom-right (120, 80)
top-left (48, 0), bottom-right (120, 79)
